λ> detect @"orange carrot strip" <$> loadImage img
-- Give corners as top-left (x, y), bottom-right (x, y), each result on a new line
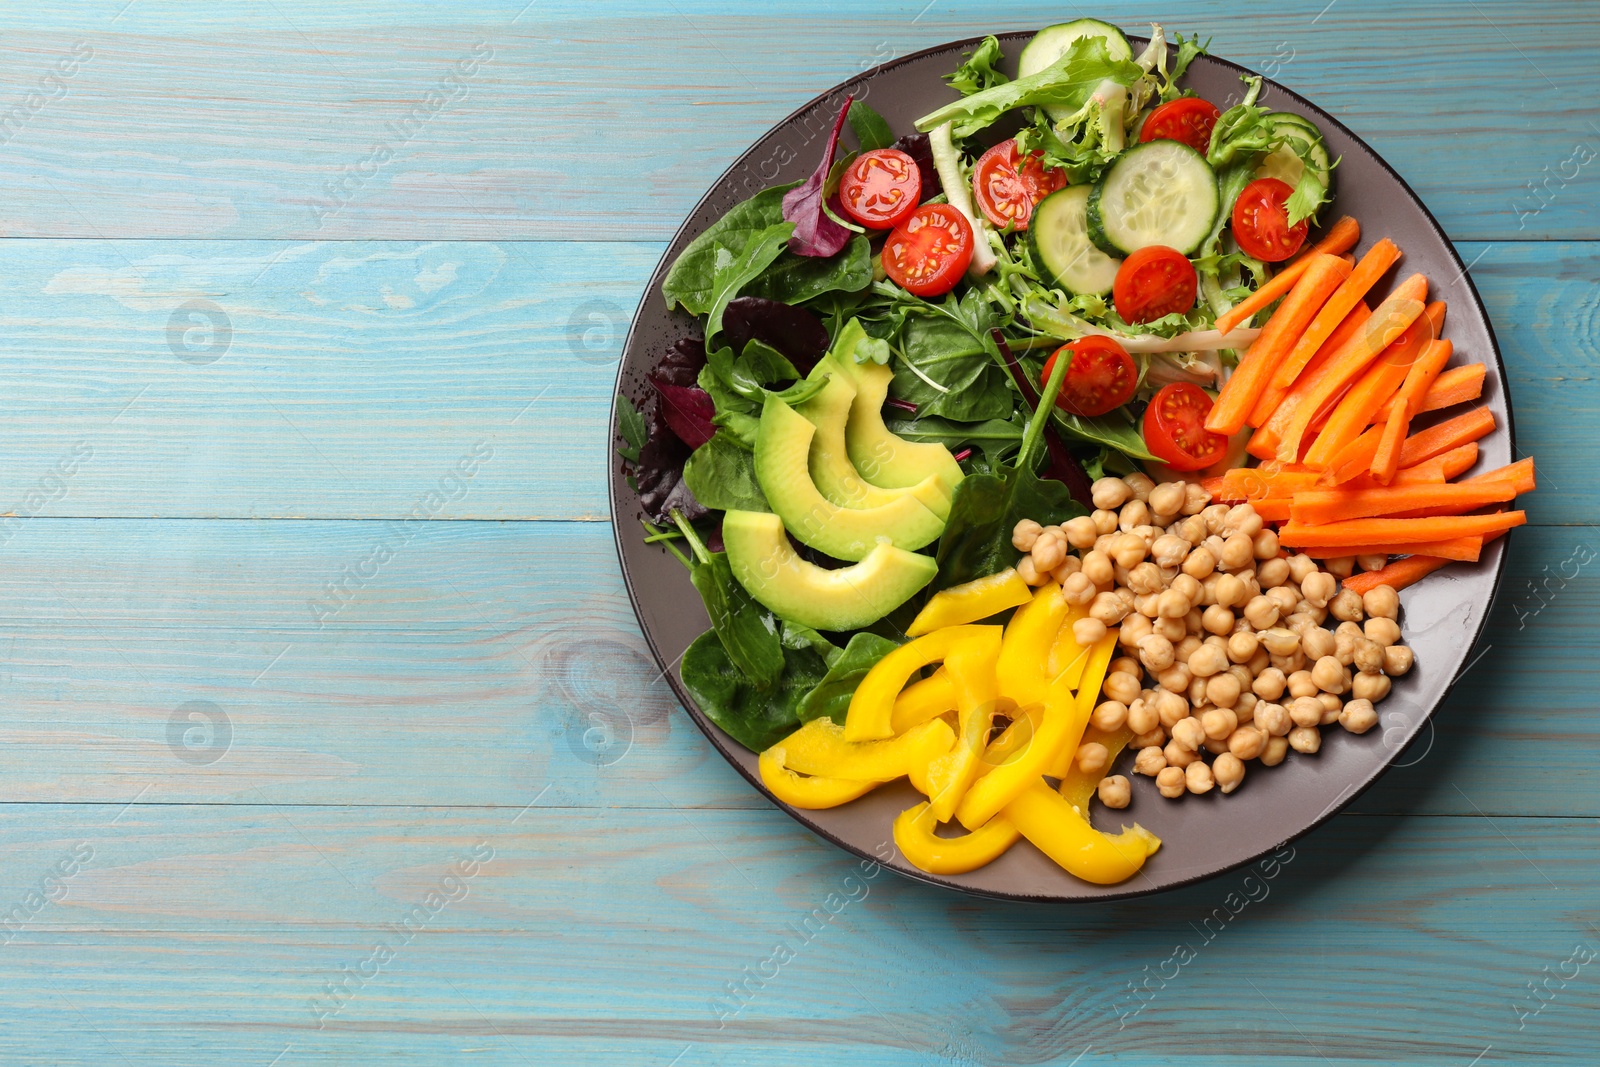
top-left (1323, 426), bottom-right (1383, 485)
top-left (1397, 407), bottom-right (1496, 470)
top-left (1247, 302), bottom-right (1372, 455)
top-left (1374, 363), bottom-right (1485, 422)
top-left (1289, 479), bottom-right (1519, 526)
top-left (1279, 511), bottom-right (1525, 549)
top-left (1269, 238), bottom-right (1402, 392)
top-left (1371, 338), bottom-right (1455, 483)
top-left (1389, 458), bottom-right (1537, 518)
top-left (1303, 302), bottom-right (1446, 469)
top-left (1304, 537), bottom-right (1482, 563)
top-left (1274, 273), bottom-right (1431, 462)
top-left (1215, 216), bottom-right (1361, 336)
top-left (1209, 255), bottom-right (1353, 435)
top-left (1253, 498), bottom-right (1292, 522)
top-left (1426, 442), bottom-right (1481, 482)
top-left (1341, 556), bottom-right (1454, 595)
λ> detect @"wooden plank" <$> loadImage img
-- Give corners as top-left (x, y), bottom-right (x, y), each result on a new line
top-left (0, 517), bottom-right (1585, 817)
top-left (0, 238), bottom-right (1586, 521)
top-left (0, 1), bottom-right (1593, 241)
top-left (0, 803), bottom-right (1593, 1065)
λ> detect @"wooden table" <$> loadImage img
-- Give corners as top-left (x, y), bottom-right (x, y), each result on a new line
top-left (1, 2), bottom-right (1595, 1063)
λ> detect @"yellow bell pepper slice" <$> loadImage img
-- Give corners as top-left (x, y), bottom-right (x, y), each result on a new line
top-left (957, 670), bottom-right (1092, 830)
top-left (889, 668), bottom-right (956, 734)
top-left (923, 627), bottom-right (1004, 822)
top-left (1005, 779), bottom-right (1161, 885)
top-left (975, 713), bottom-right (1033, 775)
top-left (1046, 631), bottom-right (1119, 780)
top-left (995, 582), bottom-right (1071, 716)
top-left (1060, 724), bottom-right (1135, 813)
top-left (893, 801), bottom-right (1021, 875)
top-left (906, 568), bottom-right (1033, 636)
top-left (775, 716), bottom-right (955, 782)
top-left (845, 624), bottom-right (1001, 741)
top-left (759, 747), bottom-right (879, 809)
top-left (1047, 605), bottom-right (1091, 685)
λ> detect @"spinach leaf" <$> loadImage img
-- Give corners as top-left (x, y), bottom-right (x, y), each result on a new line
top-left (1052, 408), bottom-right (1159, 462)
top-left (680, 629), bottom-right (830, 752)
top-left (704, 222), bottom-right (796, 352)
top-left (661, 183), bottom-right (797, 315)
top-left (847, 100), bottom-right (895, 152)
top-left (712, 409), bottom-right (761, 449)
top-left (746, 234), bottom-right (873, 306)
top-left (616, 394), bottom-right (647, 464)
top-left (681, 433), bottom-right (769, 513)
top-left (945, 35), bottom-right (1009, 95)
top-left (675, 515), bottom-right (785, 691)
top-left (781, 622), bottom-right (842, 662)
top-left (795, 632), bottom-right (901, 726)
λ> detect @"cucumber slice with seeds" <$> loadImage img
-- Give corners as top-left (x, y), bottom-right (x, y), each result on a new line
top-left (1087, 140), bottom-right (1219, 257)
top-left (1029, 186), bottom-right (1123, 297)
top-left (1018, 19), bottom-right (1134, 122)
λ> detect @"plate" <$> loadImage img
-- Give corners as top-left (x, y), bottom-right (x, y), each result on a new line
top-left (608, 31), bottom-right (1513, 900)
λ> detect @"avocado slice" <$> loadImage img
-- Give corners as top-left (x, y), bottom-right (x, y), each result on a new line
top-left (795, 373), bottom-right (951, 519)
top-left (723, 510), bottom-right (937, 631)
top-left (810, 319), bottom-right (965, 495)
top-left (755, 395), bottom-right (948, 562)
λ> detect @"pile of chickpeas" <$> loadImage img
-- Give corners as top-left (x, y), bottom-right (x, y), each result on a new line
top-left (1011, 471), bottom-right (1413, 807)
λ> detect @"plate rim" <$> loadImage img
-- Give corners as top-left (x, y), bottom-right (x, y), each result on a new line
top-left (606, 29), bottom-right (1515, 902)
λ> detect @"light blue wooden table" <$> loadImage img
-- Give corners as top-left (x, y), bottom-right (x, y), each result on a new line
top-left (1, 2), bottom-right (1596, 1063)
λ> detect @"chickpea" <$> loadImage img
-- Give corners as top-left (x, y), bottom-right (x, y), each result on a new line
top-left (1223, 503), bottom-right (1265, 538)
top-left (1251, 667), bottom-right (1286, 702)
top-left (1352, 672), bottom-right (1392, 702)
top-left (1098, 774), bottom-right (1132, 809)
top-left (1213, 573), bottom-right (1248, 610)
top-left (1226, 630), bottom-right (1260, 665)
top-left (1152, 588), bottom-right (1189, 621)
top-left (1151, 534), bottom-right (1190, 569)
top-left (1220, 533), bottom-right (1255, 570)
top-left (1329, 588), bottom-right (1365, 623)
top-left (1149, 482), bottom-right (1187, 517)
top-left (1185, 760), bottom-right (1216, 794)
top-left (1166, 573), bottom-right (1199, 604)
top-left (1286, 611), bottom-right (1321, 635)
top-left (1134, 746), bottom-right (1167, 776)
top-left (1182, 482), bottom-right (1212, 515)
top-left (1063, 515), bottom-right (1099, 550)
top-left (1257, 556), bottom-right (1291, 589)
top-left (1173, 515), bottom-right (1208, 544)
top-left (1362, 585), bottom-right (1400, 620)
top-left (1155, 616), bottom-right (1187, 642)
top-left (1300, 571), bottom-right (1338, 609)
top-left (1312, 655), bottom-right (1349, 694)
top-left (1089, 592), bottom-right (1129, 626)
top-left (1077, 742), bottom-right (1110, 776)
top-left (1138, 634), bottom-right (1176, 674)
top-left (1353, 638), bottom-right (1386, 675)
top-left (1202, 605), bottom-right (1235, 636)
top-left (1333, 628), bottom-right (1359, 667)
top-left (1288, 726), bottom-right (1322, 754)
top-left (1154, 690), bottom-right (1189, 729)
top-left (1031, 532), bottom-right (1067, 572)
top-left (1110, 656), bottom-right (1141, 679)
top-left (1126, 698), bottom-right (1160, 736)
top-left (1122, 471), bottom-right (1154, 501)
top-left (1287, 554), bottom-right (1319, 584)
top-left (1339, 698), bottom-right (1378, 734)
top-left (1255, 702), bottom-right (1291, 737)
top-left (1259, 627), bottom-right (1301, 656)
top-left (1187, 643), bottom-right (1229, 679)
top-left (1073, 618), bottom-right (1108, 645)
top-left (1318, 692), bottom-right (1343, 724)
top-left (1164, 738), bottom-right (1200, 768)
top-left (1212, 752), bottom-right (1246, 794)
top-left (1128, 563), bottom-right (1166, 595)
top-left (1091, 699), bottom-right (1130, 733)
top-left (1252, 527), bottom-right (1280, 560)
top-left (1170, 715), bottom-right (1206, 751)
top-left (1131, 728), bottom-right (1166, 750)
top-left (1261, 735), bottom-right (1290, 766)
top-left (1081, 550), bottom-right (1114, 587)
top-left (1119, 498), bottom-right (1151, 533)
top-left (1286, 670), bottom-right (1318, 700)
top-left (1289, 696), bottom-right (1325, 729)
top-left (1119, 615), bottom-right (1153, 648)
top-left (1206, 673), bottom-right (1243, 710)
top-left (1091, 509), bottom-right (1119, 536)
top-left (1248, 647), bottom-right (1272, 677)
top-left (1181, 545), bottom-right (1217, 581)
top-left (1158, 664), bottom-right (1192, 694)
top-left (1051, 556), bottom-right (1082, 584)
top-left (1301, 628), bottom-right (1336, 661)
top-left (1061, 571), bottom-right (1097, 606)
top-left (1241, 595), bottom-right (1279, 631)
top-left (1203, 736), bottom-right (1230, 756)
top-left (1323, 555), bottom-right (1356, 579)
top-left (1228, 725), bottom-right (1266, 760)
top-left (1016, 556), bottom-right (1044, 585)
top-left (1156, 766), bottom-right (1188, 798)
top-left (1201, 706), bottom-right (1238, 741)
top-left (1261, 586), bottom-right (1296, 617)
top-left (1103, 671), bottom-right (1142, 705)
top-left (1270, 649), bottom-right (1308, 675)
top-left (1091, 477), bottom-right (1133, 510)
top-left (1107, 533), bottom-right (1144, 569)
top-left (1175, 634), bottom-right (1203, 661)
top-left (1365, 617), bottom-right (1402, 648)
top-left (1012, 519), bottom-right (1044, 552)
top-left (1195, 503), bottom-right (1225, 535)
top-left (1384, 644), bottom-right (1414, 676)
top-left (1235, 691), bottom-right (1259, 722)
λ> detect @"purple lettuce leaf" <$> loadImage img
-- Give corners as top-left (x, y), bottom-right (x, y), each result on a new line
top-left (720, 297), bottom-right (830, 374)
top-left (892, 132), bottom-right (941, 200)
top-left (648, 338), bottom-right (716, 449)
top-left (782, 95), bottom-right (855, 258)
top-left (634, 396), bottom-right (708, 524)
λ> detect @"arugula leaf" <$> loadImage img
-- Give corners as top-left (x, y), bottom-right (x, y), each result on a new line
top-left (681, 433), bottom-right (769, 513)
top-left (616, 394), bottom-right (647, 464)
top-left (675, 515), bottom-right (785, 692)
top-left (945, 35), bottom-right (1009, 95)
top-left (847, 100), bottom-right (895, 151)
top-left (680, 629), bottom-right (830, 752)
top-left (916, 36), bottom-right (1142, 137)
top-left (794, 632), bottom-right (902, 725)
top-left (662, 183), bottom-right (797, 314)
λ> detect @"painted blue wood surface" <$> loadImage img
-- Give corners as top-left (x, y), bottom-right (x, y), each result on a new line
top-left (0, 2), bottom-right (1596, 1065)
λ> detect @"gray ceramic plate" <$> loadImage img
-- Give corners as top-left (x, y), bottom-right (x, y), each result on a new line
top-left (609, 31), bottom-right (1512, 900)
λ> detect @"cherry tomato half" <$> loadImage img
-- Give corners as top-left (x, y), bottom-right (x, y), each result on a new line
top-left (1040, 336), bottom-right (1137, 418)
top-left (1113, 245), bottom-right (1198, 325)
top-left (839, 148), bottom-right (922, 231)
top-left (1143, 383), bottom-right (1228, 471)
top-left (971, 138), bottom-right (1068, 231)
top-left (1232, 177), bottom-right (1309, 262)
top-left (1138, 96), bottom-right (1222, 154)
top-left (882, 204), bottom-right (973, 297)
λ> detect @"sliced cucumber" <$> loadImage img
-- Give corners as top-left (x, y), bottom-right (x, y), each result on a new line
top-left (1255, 113), bottom-right (1332, 192)
top-left (1088, 140), bottom-right (1219, 256)
top-left (1018, 19), bottom-right (1134, 122)
top-left (1029, 186), bottom-right (1123, 296)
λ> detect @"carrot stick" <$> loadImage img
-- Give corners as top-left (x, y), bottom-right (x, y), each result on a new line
top-left (1374, 363), bottom-right (1485, 422)
top-left (1424, 442), bottom-right (1481, 482)
top-left (1253, 498), bottom-right (1292, 522)
top-left (1303, 301), bottom-right (1447, 469)
top-left (1268, 238), bottom-right (1402, 392)
top-left (1304, 537), bottom-right (1482, 563)
top-left (1371, 338), bottom-right (1455, 483)
top-left (1388, 458), bottom-right (1537, 518)
top-left (1215, 216), bottom-right (1361, 336)
top-left (1274, 273), bottom-right (1431, 462)
top-left (1397, 407), bottom-right (1496, 469)
top-left (1278, 510), bottom-right (1525, 549)
top-left (1289, 478), bottom-right (1519, 526)
top-left (1323, 426), bottom-right (1383, 484)
top-left (1209, 255), bottom-right (1354, 435)
top-left (1342, 556), bottom-right (1454, 595)
top-left (1247, 302), bottom-right (1372, 454)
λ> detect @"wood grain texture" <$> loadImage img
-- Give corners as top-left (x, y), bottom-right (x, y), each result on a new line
top-left (0, 238), bottom-right (1590, 521)
top-left (0, 2), bottom-right (1594, 242)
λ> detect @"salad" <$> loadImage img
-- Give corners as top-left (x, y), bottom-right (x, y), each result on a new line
top-left (616, 20), bottom-right (1533, 886)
